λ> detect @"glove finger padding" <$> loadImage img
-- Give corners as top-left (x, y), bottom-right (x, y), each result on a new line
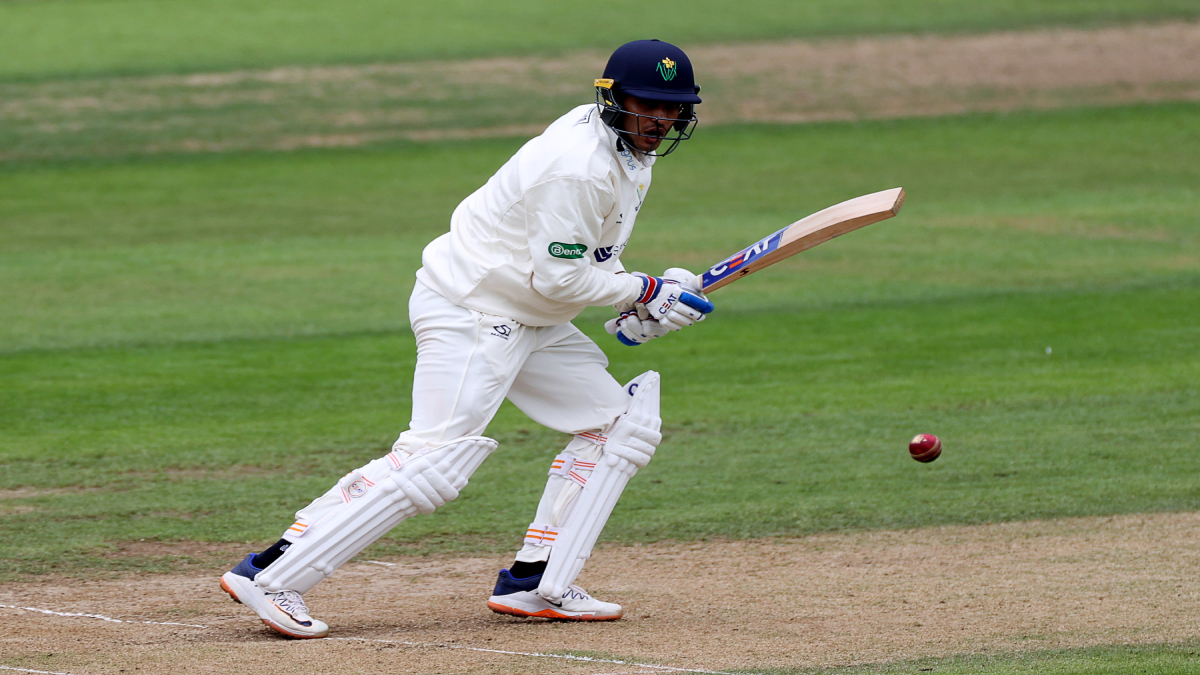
top-left (659, 309), bottom-right (705, 332)
top-left (606, 310), bottom-right (669, 346)
top-left (680, 290), bottom-right (714, 314)
top-left (604, 313), bottom-right (628, 336)
top-left (658, 290), bottom-right (713, 331)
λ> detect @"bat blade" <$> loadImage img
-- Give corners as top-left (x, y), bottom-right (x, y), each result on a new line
top-left (700, 187), bottom-right (905, 293)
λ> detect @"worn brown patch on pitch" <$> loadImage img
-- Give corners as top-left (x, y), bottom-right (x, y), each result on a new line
top-left (696, 21), bottom-right (1200, 123)
top-left (2, 22), bottom-right (1199, 162)
top-left (2, 511), bottom-right (1198, 674)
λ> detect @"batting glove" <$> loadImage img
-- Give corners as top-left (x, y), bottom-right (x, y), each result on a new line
top-left (605, 309), bottom-right (670, 346)
top-left (632, 271), bottom-right (714, 331)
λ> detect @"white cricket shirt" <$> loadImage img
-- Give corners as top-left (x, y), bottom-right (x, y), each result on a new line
top-left (416, 104), bottom-right (653, 326)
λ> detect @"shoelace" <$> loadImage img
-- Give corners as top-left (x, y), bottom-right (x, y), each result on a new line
top-left (563, 585), bottom-right (592, 601)
top-left (270, 590), bottom-right (310, 619)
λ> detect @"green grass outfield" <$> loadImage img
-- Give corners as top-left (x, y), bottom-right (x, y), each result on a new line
top-left (2, 0), bottom-right (1198, 80)
top-left (1, 103), bottom-right (1197, 576)
top-left (755, 641), bottom-right (1200, 674)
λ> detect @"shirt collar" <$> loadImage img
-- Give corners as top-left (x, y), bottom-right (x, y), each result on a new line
top-left (596, 110), bottom-right (653, 180)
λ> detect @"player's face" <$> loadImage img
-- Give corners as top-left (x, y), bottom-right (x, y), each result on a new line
top-left (620, 96), bottom-right (685, 153)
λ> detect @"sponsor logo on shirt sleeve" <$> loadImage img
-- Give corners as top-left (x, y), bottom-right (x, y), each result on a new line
top-left (593, 242), bottom-right (627, 263)
top-left (548, 242), bottom-right (588, 259)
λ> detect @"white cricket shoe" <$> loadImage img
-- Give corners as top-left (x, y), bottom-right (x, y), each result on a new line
top-left (221, 553), bottom-right (329, 638)
top-left (487, 568), bottom-right (623, 621)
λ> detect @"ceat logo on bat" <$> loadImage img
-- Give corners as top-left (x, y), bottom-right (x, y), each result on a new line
top-left (702, 230), bottom-right (784, 286)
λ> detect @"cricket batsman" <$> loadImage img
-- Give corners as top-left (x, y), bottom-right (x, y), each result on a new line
top-left (220, 39), bottom-right (713, 638)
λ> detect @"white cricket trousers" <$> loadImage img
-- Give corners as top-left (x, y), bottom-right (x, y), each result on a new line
top-left (393, 281), bottom-right (631, 561)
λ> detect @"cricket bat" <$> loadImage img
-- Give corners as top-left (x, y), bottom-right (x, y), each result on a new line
top-left (700, 187), bottom-right (906, 293)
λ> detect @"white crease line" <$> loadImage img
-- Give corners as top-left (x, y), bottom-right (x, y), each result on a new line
top-left (330, 637), bottom-right (746, 674)
top-left (0, 662), bottom-right (87, 667)
top-left (5, 603), bottom-right (745, 674)
top-left (0, 604), bottom-right (208, 629)
top-left (360, 560), bottom-right (396, 566)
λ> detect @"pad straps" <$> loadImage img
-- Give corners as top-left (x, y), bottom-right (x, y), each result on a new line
top-left (549, 452), bottom-right (599, 488)
top-left (537, 371), bottom-right (662, 603)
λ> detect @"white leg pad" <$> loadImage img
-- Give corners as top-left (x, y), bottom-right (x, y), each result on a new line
top-left (256, 436), bottom-right (498, 594)
top-left (538, 371), bottom-right (661, 603)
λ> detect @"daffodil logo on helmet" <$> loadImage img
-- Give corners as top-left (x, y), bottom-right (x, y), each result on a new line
top-left (656, 57), bottom-right (677, 81)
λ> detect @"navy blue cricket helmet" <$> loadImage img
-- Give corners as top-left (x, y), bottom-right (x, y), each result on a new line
top-left (595, 39), bottom-right (701, 156)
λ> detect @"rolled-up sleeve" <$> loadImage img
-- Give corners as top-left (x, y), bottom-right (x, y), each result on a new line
top-left (525, 177), bottom-right (642, 307)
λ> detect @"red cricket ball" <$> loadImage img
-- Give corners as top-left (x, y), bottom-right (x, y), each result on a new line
top-left (909, 433), bottom-right (941, 463)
